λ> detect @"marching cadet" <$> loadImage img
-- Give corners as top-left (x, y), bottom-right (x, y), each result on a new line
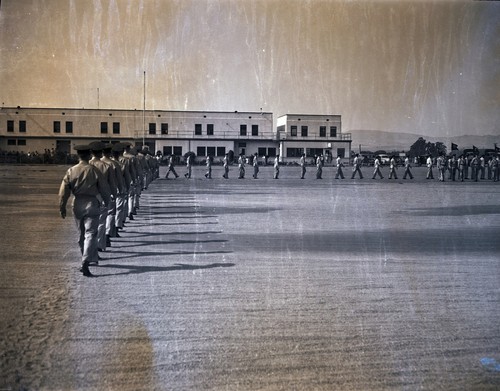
top-left (470, 154), bottom-right (479, 181)
top-left (492, 156), bottom-right (499, 182)
top-left (372, 156), bottom-right (384, 179)
top-left (426, 155), bottom-right (434, 179)
top-left (436, 154), bottom-right (446, 182)
top-left (238, 153), bottom-right (246, 179)
top-left (300, 153), bottom-right (306, 179)
top-left (184, 154), bottom-right (193, 178)
top-left (351, 154), bottom-right (363, 179)
top-left (448, 155), bottom-right (457, 181)
top-left (205, 155), bottom-right (212, 179)
top-left (102, 143), bottom-right (125, 239)
top-left (464, 155), bottom-right (470, 179)
top-left (388, 156), bottom-right (398, 179)
top-left (335, 156), bottom-right (345, 179)
top-left (273, 154), bottom-right (280, 179)
top-left (136, 146), bottom-right (149, 190)
top-left (59, 144), bottom-right (111, 277)
top-left (112, 143), bottom-right (132, 231)
top-left (479, 155), bottom-right (486, 180)
top-left (222, 153), bottom-right (229, 179)
top-left (252, 153), bottom-right (259, 179)
top-left (123, 143), bottom-right (139, 220)
top-left (315, 155), bottom-right (323, 179)
top-left (402, 155), bottom-right (414, 179)
top-left (165, 155), bottom-right (179, 179)
top-left (89, 141), bottom-right (117, 251)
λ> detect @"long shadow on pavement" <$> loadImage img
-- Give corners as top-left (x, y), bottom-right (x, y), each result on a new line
top-left (95, 262), bottom-right (235, 277)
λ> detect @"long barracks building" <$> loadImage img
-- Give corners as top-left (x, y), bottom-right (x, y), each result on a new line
top-left (0, 107), bottom-right (351, 161)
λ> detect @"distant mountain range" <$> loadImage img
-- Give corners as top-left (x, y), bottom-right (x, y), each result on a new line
top-left (349, 129), bottom-right (500, 152)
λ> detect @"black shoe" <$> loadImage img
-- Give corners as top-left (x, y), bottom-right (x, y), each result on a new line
top-left (79, 264), bottom-right (94, 277)
top-left (89, 260), bottom-right (99, 266)
top-left (128, 213), bottom-right (134, 220)
top-left (98, 248), bottom-right (105, 252)
top-left (106, 235), bottom-right (111, 247)
top-left (115, 232), bottom-right (121, 238)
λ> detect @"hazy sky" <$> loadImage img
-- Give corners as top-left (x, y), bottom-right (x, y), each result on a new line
top-left (0, 0), bottom-right (498, 137)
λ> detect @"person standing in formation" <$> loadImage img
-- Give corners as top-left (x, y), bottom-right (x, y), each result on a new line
top-left (457, 155), bottom-right (465, 182)
top-left (102, 143), bottom-right (125, 240)
top-left (437, 154), bottom-right (446, 182)
top-left (184, 154), bottom-right (192, 179)
top-left (252, 153), bottom-right (259, 179)
top-left (273, 154), bottom-right (280, 179)
top-left (372, 156), bottom-right (384, 179)
top-left (238, 154), bottom-right (246, 179)
top-left (388, 156), bottom-right (398, 179)
top-left (300, 153), bottom-right (306, 179)
top-left (351, 154), bottom-right (363, 179)
top-left (470, 154), bottom-right (479, 181)
top-left (335, 156), bottom-right (345, 179)
top-left (403, 155), bottom-right (414, 179)
top-left (123, 143), bottom-right (139, 220)
top-left (205, 155), bottom-right (212, 179)
top-left (316, 155), bottom-right (323, 179)
top-left (479, 155), bottom-right (486, 180)
top-left (426, 155), bottom-right (434, 180)
top-left (112, 143), bottom-right (132, 232)
top-left (223, 153), bottom-right (229, 179)
top-left (89, 141), bottom-right (117, 251)
top-left (59, 145), bottom-right (111, 277)
top-left (491, 156), bottom-right (499, 182)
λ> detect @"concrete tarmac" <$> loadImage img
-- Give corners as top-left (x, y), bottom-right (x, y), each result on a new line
top-left (0, 164), bottom-right (499, 390)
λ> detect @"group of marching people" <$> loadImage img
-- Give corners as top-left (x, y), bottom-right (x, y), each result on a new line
top-left (59, 141), bottom-right (159, 277)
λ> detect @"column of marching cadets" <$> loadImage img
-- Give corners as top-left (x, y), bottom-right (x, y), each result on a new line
top-left (58, 141), bottom-right (159, 277)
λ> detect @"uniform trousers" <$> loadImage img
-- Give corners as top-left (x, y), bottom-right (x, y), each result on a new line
top-left (73, 196), bottom-right (100, 266)
top-left (105, 199), bottom-right (117, 237)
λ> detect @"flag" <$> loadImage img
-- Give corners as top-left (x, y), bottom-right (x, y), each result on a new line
top-left (495, 143), bottom-right (499, 152)
top-left (451, 143), bottom-right (458, 150)
top-left (473, 145), bottom-right (479, 154)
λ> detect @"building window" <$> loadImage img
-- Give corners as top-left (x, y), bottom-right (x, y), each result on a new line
top-left (207, 124), bottom-right (214, 135)
top-left (173, 146), bottom-right (182, 156)
top-left (286, 148), bottom-right (303, 157)
top-left (7, 120), bottom-right (14, 132)
top-left (65, 121), bottom-right (73, 134)
top-left (18, 139), bottom-right (26, 146)
top-left (306, 148), bottom-right (323, 157)
top-left (240, 124), bottom-right (247, 136)
top-left (53, 121), bottom-right (61, 133)
top-left (195, 124), bottom-right (202, 135)
top-left (7, 139), bottom-right (16, 146)
top-left (197, 146), bottom-right (206, 156)
top-left (252, 124), bottom-right (258, 136)
top-left (268, 147), bottom-right (277, 157)
top-left (161, 123), bottom-right (168, 135)
top-left (207, 146), bottom-right (216, 156)
top-left (149, 123), bottom-right (156, 135)
top-left (216, 147), bottom-right (226, 156)
top-left (100, 122), bottom-right (108, 134)
top-left (330, 126), bottom-right (337, 137)
top-left (113, 122), bottom-right (120, 134)
top-left (258, 147), bottom-right (267, 156)
top-left (301, 126), bottom-right (308, 137)
top-left (19, 121), bottom-right (26, 133)
top-left (320, 126), bottom-right (326, 137)
top-left (163, 146), bottom-right (172, 155)
top-left (291, 125), bottom-right (297, 136)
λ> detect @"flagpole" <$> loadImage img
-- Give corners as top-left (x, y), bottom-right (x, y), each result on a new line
top-left (143, 71), bottom-right (146, 146)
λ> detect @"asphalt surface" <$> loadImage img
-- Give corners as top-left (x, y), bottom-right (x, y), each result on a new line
top-left (0, 163), bottom-right (499, 390)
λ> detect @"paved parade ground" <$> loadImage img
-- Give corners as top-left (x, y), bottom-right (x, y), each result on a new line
top-left (1, 164), bottom-right (499, 390)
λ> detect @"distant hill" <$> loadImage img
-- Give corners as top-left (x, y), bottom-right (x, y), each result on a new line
top-left (349, 129), bottom-right (500, 152)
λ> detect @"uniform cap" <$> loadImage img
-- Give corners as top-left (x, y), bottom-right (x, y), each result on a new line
top-left (74, 144), bottom-right (92, 152)
top-left (111, 143), bottom-right (126, 152)
top-left (102, 143), bottom-right (113, 152)
top-left (88, 141), bottom-right (106, 151)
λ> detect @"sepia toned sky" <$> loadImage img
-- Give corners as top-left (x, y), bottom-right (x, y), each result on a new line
top-left (0, 0), bottom-right (498, 137)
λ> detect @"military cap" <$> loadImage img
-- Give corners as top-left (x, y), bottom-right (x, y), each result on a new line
top-left (111, 142), bottom-right (126, 152)
top-left (74, 144), bottom-right (92, 152)
top-left (88, 141), bottom-right (106, 151)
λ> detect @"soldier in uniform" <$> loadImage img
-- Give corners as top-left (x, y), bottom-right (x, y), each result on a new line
top-left (300, 153), bottom-right (306, 179)
top-left (112, 143), bottom-right (132, 231)
top-left (273, 154), bottom-right (280, 179)
top-left (252, 153), bottom-right (259, 179)
top-left (351, 154), bottom-right (363, 179)
top-left (89, 141), bottom-right (117, 251)
top-left (372, 156), bottom-right (384, 179)
top-left (59, 144), bottom-right (111, 277)
top-left (205, 155), bottom-right (212, 179)
top-left (479, 155), bottom-right (486, 180)
top-left (123, 143), bottom-right (139, 220)
top-left (102, 143), bottom-right (125, 239)
top-left (470, 154), bottom-right (479, 181)
top-left (402, 155), bottom-right (414, 179)
top-left (437, 154), bottom-right (446, 182)
top-left (335, 156), bottom-right (345, 179)
top-left (222, 153), bottom-right (229, 179)
top-left (457, 154), bottom-right (465, 182)
top-left (491, 156), bottom-right (499, 182)
top-left (238, 153), bottom-right (246, 179)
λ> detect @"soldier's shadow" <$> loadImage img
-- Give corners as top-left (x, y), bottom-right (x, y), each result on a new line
top-left (95, 262), bottom-right (235, 277)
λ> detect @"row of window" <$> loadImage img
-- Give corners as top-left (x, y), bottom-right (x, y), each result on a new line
top-left (7, 139), bottom-right (26, 146)
top-left (290, 125), bottom-right (337, 137)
